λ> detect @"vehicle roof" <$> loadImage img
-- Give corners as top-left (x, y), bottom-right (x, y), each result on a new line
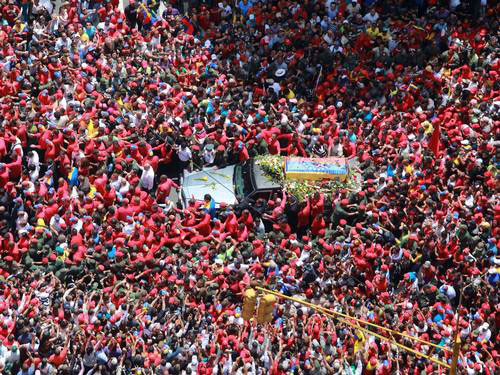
top-left (182, 165), bottom-right (237, 205)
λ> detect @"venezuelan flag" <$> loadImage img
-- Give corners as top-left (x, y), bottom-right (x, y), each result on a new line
top-left (68, 166), bottom-right (79, 187)
top-left (139, 2), bottom-right (157, 26)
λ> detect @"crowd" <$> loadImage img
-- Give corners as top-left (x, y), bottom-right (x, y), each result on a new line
top-left (0, 0), bottom-right (499, 374)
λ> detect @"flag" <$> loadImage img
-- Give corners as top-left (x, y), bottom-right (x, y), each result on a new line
top-left (181, 16), bottom-right (195, 35)
top-left (428, 122), bottom-right (441, 157)
top-left (68, 166), bottom-right (78, 187)
top-left (138, 2), bottom-right (157, 26)
top-left (353, 329), bottom-right (366, 353)
top-left (408, 83), bottom-right (419, 94)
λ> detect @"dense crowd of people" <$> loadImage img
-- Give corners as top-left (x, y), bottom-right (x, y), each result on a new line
top-left (0, 0), bottom-right (498, 374)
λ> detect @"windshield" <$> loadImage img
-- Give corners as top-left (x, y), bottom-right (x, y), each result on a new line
top-left (234, 162), bottom-right (253, 198)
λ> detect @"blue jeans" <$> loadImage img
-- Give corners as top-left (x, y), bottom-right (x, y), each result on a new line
top-left (21, 3), bottom-right (30, 22)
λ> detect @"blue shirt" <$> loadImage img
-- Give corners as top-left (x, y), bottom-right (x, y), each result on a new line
top-left (85, 26), bottom-right (97, 40)
top-left (239, 0), bottom-right (253, 16)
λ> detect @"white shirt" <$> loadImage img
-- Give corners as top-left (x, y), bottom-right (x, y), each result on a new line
top-left (219, 3), bottom-right (232, 17)
top-left (439, 285), bottom-right (456, 300)
top-left (140, 167), bottom-right (155, 190)
top-left (363, 12), bottom-right (379, 23)
top-left (178, 147), bottom-right (192, 162)
top-left (39, 0), bottom-right (53, 13)
top-left (49, 216), bottom-right (65, 233)
top-left (271, 82), bottom-right (281, 94)
top-left (5, 347), bottom-right (19, 365)
top-left (203, 150), bottom-right (215, 164)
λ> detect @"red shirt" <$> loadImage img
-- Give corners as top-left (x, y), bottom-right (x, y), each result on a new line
top-left (297, 199), bottom-right (311, 228)
top-left (5, 156), bottom-right (22, 179)
top-left (49, 346), bottom-right (68, 367)
top-left (310, 193), bottom-right (325, 218)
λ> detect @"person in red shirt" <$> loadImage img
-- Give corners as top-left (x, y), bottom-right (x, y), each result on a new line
top-left (49, 335), bottom-right (70, 367)
top-left (311, 213), bottom-right (326, 236)
top-left (267, 134), bottom-right (281, 155)
top-left (3, 153), bottom-right (22, 181)
top-left (0, 164), bottom-right (9, 186)
top-left (419, 260), bottom-right (436, 284)
top-left (296, 198), bottom-right (311, 237)
top-left (310, 192), bottom-right (324, 219)
top-left (156, 175), bottom-right (180, 203)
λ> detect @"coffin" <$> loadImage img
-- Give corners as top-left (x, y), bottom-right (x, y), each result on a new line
top-left (285, 157), bottom-right (348, 182)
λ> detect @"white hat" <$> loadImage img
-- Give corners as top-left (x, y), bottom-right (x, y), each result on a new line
top-left (480, 323), bottom-right (489, 331)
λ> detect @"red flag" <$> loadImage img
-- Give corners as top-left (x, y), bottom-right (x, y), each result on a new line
top-left (428, 123), bottom-right (441, 157)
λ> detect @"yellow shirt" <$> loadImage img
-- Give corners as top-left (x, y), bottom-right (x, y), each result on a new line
top-left (422, 120), bottom-right (433, 135)
top-left (14, 23), bottom-right (26, 33)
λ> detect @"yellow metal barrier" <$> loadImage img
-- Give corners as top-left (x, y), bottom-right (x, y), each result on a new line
top-left (255, 287), bottom-right (452, 352)
top-left (254, 287), bottom-right (451, 369)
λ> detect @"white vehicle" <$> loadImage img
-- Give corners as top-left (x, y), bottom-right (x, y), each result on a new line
top-left (181, 160), bottom-right (280, 207)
